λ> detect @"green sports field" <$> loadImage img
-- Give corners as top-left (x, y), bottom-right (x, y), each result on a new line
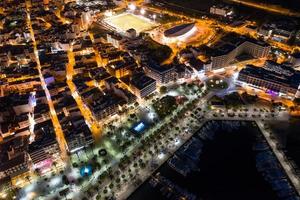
top-left (104, 13), bottom-right (157, 33)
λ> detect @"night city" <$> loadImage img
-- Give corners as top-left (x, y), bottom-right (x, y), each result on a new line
top-left (0, 0), bottom-right (300, 200)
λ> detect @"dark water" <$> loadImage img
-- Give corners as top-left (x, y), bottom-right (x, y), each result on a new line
top-left (128, 121), bottom-right (279, 200)
top-left (239, 0), bottom-right (300, 11)
top-left (268, 117), bottom-right (300, 170)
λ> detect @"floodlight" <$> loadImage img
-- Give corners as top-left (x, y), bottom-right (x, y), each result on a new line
top-left (129, 4), bottom-right (136, 11)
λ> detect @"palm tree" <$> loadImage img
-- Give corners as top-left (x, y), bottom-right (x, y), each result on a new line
top-left (116, 178), bottom-right (121, 184)
top-left (25, 175), bottom-right (31, 184)
top-left (72, 162), bottom-right (78, 168)
top-left (52, 161), bottom-right (58, 172)
top-left (90, 143), bottom-right (95, 156)
top-left (103, 158), bottom-right (108, 165)
top-left (62, 175), bottom-right (69, 186)
top-left (140, 162), bottom-right (146, 169)
top-left (103, 188), bottom-right (108, 194)
top-left (34, 168), bottom-right (41, 178)
top-left (96, 194), bottom-right (101, 200)
top-left (117, 183), bottom-right (121, 189)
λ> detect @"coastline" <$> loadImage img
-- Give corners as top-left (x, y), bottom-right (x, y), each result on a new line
top-left (128, 120), bottom-right (299, 200)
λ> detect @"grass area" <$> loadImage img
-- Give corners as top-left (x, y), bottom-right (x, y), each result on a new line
top-left (209, 92), bottom-right (244, 108)
top-left (157, 13), bottom-right (180, 24)
top-left (206, 77), bottom-right (228, 90)
top-left (104, 13), bottom-right (156, 33)
top-left (143, 35), bottom-right (172, 63)
top-left (153, 95), bottom-right (177, 119)
top-left (241, 92), bottom-right (259, 104)
top-left (223, 92), bottom-right (244, 108)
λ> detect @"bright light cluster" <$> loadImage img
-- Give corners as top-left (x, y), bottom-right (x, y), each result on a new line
top-left (104, 13), bottom-right (157, 34)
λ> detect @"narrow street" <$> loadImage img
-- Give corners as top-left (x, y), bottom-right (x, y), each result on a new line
top-left (66, 47), bottom-right (102, 140)
top-left (25, 0), bottom-right (68, 159)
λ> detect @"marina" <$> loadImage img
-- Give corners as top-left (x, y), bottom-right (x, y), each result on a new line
top-left (129, 120), bottom-right (299, 200)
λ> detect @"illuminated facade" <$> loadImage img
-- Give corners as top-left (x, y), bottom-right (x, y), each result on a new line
top-left (209, 37), bottom-right (270, 70)
top-left (130, 74), bottom-right (156, 98)
top-left (144, 61), bottom-right (175, 84)
top-left (237, 63), bottom-right (300, 99)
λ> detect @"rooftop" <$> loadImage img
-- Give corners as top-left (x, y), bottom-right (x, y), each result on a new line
top-left (130, 73), bottom-right (156, 90)
top-left (239, 64), bottom-right (300, 90)
top-left (145, 60), bottom-right (174, 74)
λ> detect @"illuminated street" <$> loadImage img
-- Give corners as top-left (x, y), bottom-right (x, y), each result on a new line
top-left (25, 0), bottom-right (68, 159)
top-left (66, 47), bottom-right (102, 140)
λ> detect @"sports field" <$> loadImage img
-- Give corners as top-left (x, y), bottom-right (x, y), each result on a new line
top-left (104, 13), bottom-right (157, 33)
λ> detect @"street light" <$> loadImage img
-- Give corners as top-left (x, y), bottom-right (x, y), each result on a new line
top-left (158, 152), bottom-right (165, 160)
top-left (153, 14), bottom-right (156, 21)
top-left (174, 138), bottom-right (181, 146)
top-left (128, 4), bottom-right (136, 11)
top-left (140, 8), bottom-right (146, 15)
top-left (0, 192), bottom-right (7, 198)
top-left (148, 112), bottom-right (156, 120)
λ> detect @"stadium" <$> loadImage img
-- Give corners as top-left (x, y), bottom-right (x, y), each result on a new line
top-left (103, 12), bottom-right (157, 35)
top-left (163, 22), bottom-right (197, 42)
top-left (164, 23), bottom-right (196, 38)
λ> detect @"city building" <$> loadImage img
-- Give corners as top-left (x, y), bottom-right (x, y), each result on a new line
top-left (125, 28), bottom-right (137, 39)
top-left (289, 53), bottom-right (300, 68)
top-left (185, 57), bottom-right (205, 74)
top-left (205, 34), bottom-right (270, 70)
top-left (81, 11), bottom-right (93, 29)
top-left (174, 64), bottom-right (193, 79)
top-left (0, 136), bottom-right (29, 180)
top-left (60, 114), bottom-right (94, 153)
top-left (107, 33), bottom-right (124, 49)
top-left (106, 57), bottom-right (136, 78)
top-left (0, 93), bottom-right (36, 138)
top-left (144, 60), bottom-right (175, 84)
top-left (210, 4), bottom-right (234, 17)
top-left (85, 88), bottom-right (125, 120)
top-left (258, 20), bottom-right (297, 43)
top-left (130, 73), bottom-right (156, 98)
top-left (237, 61), bottom-right (300, 99)
top-left (28, 121), bottom-right (60, 173)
